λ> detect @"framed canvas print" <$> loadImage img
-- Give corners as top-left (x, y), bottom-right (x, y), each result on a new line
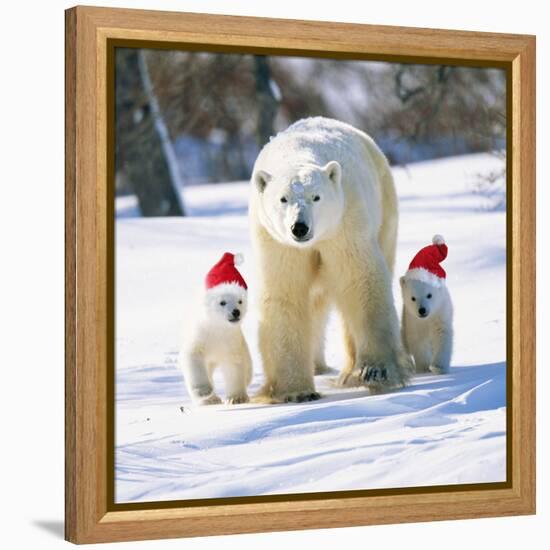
top-left (65, 6), bottom-right (536, 544)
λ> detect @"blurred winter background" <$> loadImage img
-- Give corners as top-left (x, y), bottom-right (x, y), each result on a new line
top-left (114, 49), bottom-right (507, 504)
top-left (115, 49), bottom-right (506, 217)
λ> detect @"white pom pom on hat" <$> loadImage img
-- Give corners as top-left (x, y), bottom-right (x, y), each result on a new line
top-left (233, 252), bottom-right (244, 266)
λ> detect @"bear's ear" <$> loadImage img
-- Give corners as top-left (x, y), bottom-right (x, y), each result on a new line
top-left (253, 170), bottom-right (272, 193)
top-left (323, 161), bottom-right (342, 186)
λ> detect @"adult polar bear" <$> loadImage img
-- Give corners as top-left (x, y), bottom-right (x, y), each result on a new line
top-left (250, 117), bottom-right (412, 402)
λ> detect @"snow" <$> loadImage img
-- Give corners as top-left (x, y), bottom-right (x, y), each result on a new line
top-left (115, 153), bottom-right (507, 503)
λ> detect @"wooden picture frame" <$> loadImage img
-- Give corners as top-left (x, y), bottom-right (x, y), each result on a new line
top-left (65, 5), bottom-right (536, 544)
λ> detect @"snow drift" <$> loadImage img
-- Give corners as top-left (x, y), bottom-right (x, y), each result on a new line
top-left (115, 153), bottom-right (507, 503)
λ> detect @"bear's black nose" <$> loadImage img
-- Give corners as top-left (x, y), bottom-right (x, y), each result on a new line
top-left (418, 307), bottom-right (427, 317)
top-left (232, 309), bottom-right (240, 318)
top-left (291, 222), bottom-right (309, 239)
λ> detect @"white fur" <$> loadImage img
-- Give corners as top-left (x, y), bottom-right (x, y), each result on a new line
top-left (179, 283), bottom-right (252, 405)
top-left (400, 275), bottom-right (454, 374)
top-left (249, 117), bottom-right (412, 402)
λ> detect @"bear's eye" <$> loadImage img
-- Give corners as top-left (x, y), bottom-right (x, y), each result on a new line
top-left (238, 300), bottom-right (242, 304)
top-left (313, 195), bottom-right (320, 202)
top-left (220, 301), bottom-right (226, 306)
top-left (427, 293), bottom-right (432, 299)
top-left (411, 297), bottom-right (416, 302)
top-left (280, 197), bottom-right (287, 203)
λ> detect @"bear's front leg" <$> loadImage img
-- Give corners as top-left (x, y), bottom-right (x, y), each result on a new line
top-left (429, 324), bottom-right (453, 375)
top-left (223, 349), bottom-right (253, 405)
top-left (337, 246), bottom-right (412, 393)
top-left (360, 312), bottom-right (413, 392)
top-left (183, 352), bottom-right (221, 406)
top-left (258, 293), bottom-right (320, 403)
top-left (252, 231), bottom-right (321, 403)
top-left (223, 364), bottom-right (250, 404)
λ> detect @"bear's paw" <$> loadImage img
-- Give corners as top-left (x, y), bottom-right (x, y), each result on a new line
top-left (226, 394), bottom-right (250, 405)
top-left (428, 364), bottom-right (449, 375)
top-left (360, 358), bottom-right (410, 393)
top-left (284, 391), bottom-right (322, 403)
top-left (198, 393), bottom-right (222, 406)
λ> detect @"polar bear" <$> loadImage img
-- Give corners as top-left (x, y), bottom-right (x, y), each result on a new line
top-left (249, 117), bottom-right (412, 402)
top-left (399, 235), bottom-right (453, 374)
top-left (179, 253), bottom-right (253, 405)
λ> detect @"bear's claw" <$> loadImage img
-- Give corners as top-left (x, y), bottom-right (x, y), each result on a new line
top-left (360, 365), bottom-right (388, 383)
top-left (284, 391), bottom-right (322, 403)
top-left (359, 359), bottom-right (409, 393)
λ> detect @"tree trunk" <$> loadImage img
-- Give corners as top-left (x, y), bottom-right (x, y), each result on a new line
top-left (115, 48), bottom-right (185, 217)
top-left (254, 56), bottom-right (280, 148)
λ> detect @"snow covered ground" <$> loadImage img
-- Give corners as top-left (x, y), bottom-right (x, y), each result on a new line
top-left (115, 153), bottom-right (507, 503)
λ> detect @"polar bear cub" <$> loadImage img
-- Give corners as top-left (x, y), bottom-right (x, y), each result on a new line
top-left (400, 235), bottom-right (453, 375)
top-left (180, 252), bottom-right (253, 405)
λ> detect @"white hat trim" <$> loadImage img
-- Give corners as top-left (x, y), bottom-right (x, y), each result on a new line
top-left (205, 281), bottom-right (247, 297)
top-left (405, 267), bottom-right (445, 288)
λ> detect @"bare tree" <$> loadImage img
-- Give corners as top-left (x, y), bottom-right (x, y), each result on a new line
top-left (115, 48), bottom-right (185, 216)
top-left (254, 56), bottom-right (281, 147)
top-left (393, 64), bottom-right (454, 140)
top-left (137, 51), bottom-right (186, 214)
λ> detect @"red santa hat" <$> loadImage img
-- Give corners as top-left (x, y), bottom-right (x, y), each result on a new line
top-left (404, 235), bottom-right (448, 287)
top-left (205, 252), bottom-right (247, 292)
